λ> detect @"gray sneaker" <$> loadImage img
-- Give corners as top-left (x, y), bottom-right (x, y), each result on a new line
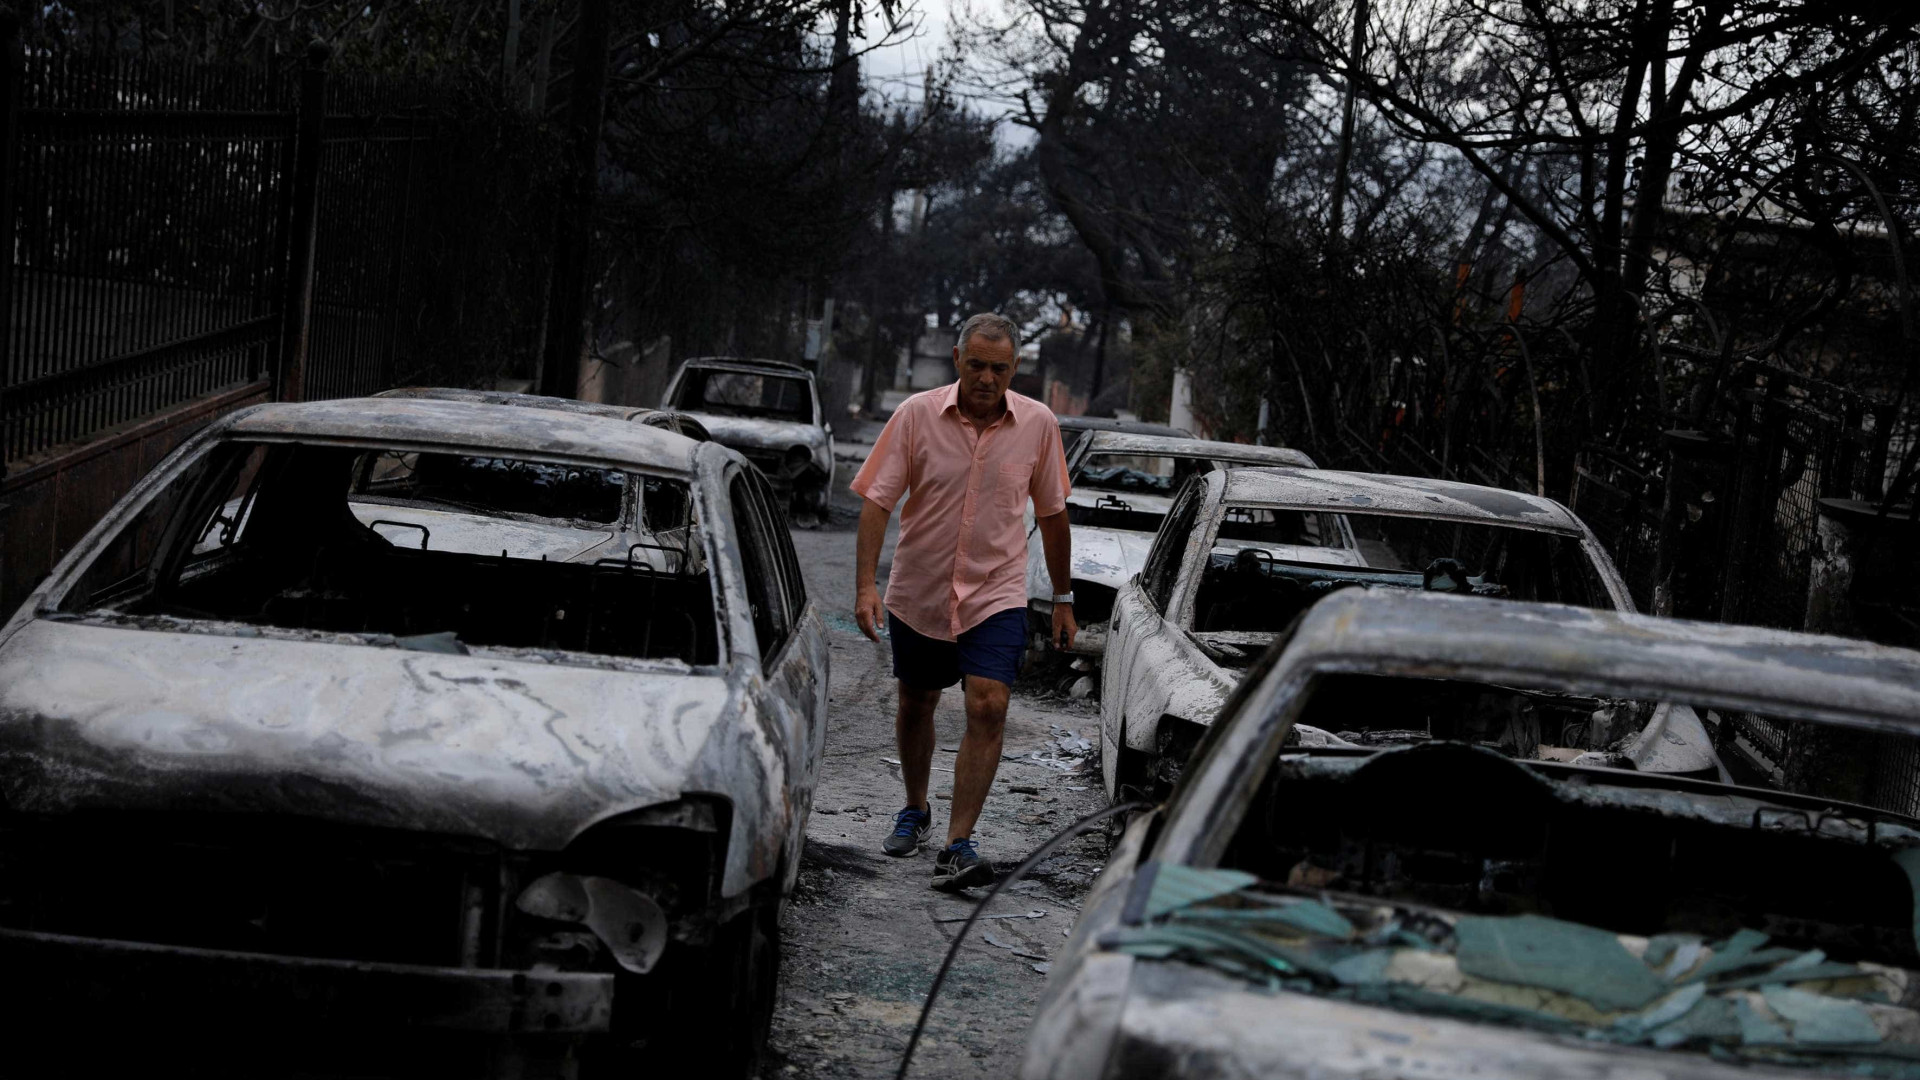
top-left (883, 805), bottom-right (931, 857)
top-left (931, 837), bottom-right (995, 891)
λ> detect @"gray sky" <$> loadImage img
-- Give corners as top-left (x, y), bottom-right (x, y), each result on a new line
top-left (860, 0), bottom-right (955, 108)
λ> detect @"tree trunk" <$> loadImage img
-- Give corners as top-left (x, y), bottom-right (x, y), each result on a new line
top-left (537, 0), bottom-right (611, 399)
top-left (1327, 0), bottom-right (1369, 241)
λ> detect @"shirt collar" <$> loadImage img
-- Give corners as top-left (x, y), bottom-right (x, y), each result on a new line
top-left (942, 381), bottom-right (1019, 425)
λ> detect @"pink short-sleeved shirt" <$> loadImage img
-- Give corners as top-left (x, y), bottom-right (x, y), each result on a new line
top-left (851, 383), bottom-right (1070, 641)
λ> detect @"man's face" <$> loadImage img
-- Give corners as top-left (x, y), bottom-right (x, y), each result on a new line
top-left (953, 333), bottom-right (1018, 410)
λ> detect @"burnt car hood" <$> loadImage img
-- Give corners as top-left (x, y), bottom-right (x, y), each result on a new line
top-left (0, 619), bottom-right (770, 860)
top-left (682, 414), bottom-right (826, 452)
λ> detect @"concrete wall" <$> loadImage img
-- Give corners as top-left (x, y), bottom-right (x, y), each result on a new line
top-left (0, 380), bottom-right (270, 618)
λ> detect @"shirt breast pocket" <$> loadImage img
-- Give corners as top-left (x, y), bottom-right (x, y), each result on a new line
top-left (998, 462), bottom-right (1034, 513)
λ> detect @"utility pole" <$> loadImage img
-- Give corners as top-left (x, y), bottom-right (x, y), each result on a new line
top-left (1327, 0), bottom-right (1369, 241)
top-left (277, 42), bottom-right (329, 403)
top-left (538, 0), bottom-right (611, 399)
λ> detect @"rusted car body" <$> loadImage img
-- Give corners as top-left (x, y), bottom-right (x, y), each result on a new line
top-left (1098, 466), bottom-right (1719, 799)
top-left (1024, 432), bottom-right (1323, 658)
top-left (0, 397), bottom-right (826, 1074)
top-left (662, 357), bottom-right (834, 516)
top-left (1028, 589), bottom-right (1920, 1080)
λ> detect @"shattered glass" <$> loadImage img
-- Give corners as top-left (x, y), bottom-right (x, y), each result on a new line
top-left (1105, 866), bottom-right (1920, 1072)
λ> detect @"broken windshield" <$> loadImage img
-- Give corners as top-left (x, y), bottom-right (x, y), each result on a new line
top-left (673, 368), bottom-right (813, 424)
top-left (1117, 682), bottom-right (1920, 1074)
top-left (59, 440), bottom-right (717, 665)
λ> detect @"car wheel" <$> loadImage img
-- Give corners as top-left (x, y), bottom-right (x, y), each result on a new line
top-left (1106, 742), bottom-right (1154, 843)
top-left (588, 901), bottom-right (781, 1079)
top-left (673, 902), bottom-right (781, 1078)
top-left (794, 482), bottom-right (829, 523)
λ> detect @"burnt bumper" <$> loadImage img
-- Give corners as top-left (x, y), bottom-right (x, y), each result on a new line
top-left (0, 927), bottom-right (614, 1034)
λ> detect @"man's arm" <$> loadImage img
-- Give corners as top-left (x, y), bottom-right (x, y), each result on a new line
top-left (1035, 509), bottom-right (1079, 650)
top-left (854, 497), bottom-right (891, 642)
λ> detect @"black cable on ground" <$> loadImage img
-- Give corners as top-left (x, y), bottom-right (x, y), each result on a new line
top-left (895, 800), bottom-right (1155, 1080)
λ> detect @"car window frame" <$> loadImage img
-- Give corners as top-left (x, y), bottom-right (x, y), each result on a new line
top-left (1140, 474), bottom-right (1208, 613)
top-left (725, 466), bottom-right (795, 664)
top-left (751, 467), bottom-right (808, 623)
top-left (1167, 474), bottom-right (1229, 628)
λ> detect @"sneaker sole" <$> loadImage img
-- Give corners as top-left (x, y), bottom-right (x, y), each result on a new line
top-left (930, 861), bottom-right (995, 892)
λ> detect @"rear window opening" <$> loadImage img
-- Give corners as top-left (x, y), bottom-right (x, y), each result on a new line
top-left (1077, 453), bottom-right (1213, 496)
top-left (1193, 511), bottom-right (1606, 633)
top-left (58, 440), bottom-right (718, 666)
top-left (672, 368), bottom-right (813, 424)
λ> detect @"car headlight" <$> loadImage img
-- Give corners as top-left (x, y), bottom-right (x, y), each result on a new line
top-left (516, 872), bottom-right (668, 975)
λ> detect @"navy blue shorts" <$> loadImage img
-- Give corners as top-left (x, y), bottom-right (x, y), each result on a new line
top-left (889, 608), bottom-right (1026, 690)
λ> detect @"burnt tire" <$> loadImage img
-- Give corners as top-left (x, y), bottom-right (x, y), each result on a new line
top-left (668, 902), bottom-right (781, 1079)
top-left (590, 901), bottom-right (781, 1080)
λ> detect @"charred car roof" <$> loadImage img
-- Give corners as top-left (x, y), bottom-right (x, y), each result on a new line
top-left (375, 386), bottom-right (708, 436)
top-left (1057, 415), bottom-right (1190, 437)
top-left (1219, 466), bottom-right (1585, 532)
top-left (1082, 431), bottom-right (1318, 468)
top-left (223, 397), bottom-right (701, 475)
top-left (678, 357), bottom-right (813, 377)
top-left (1283, 589), bottom-right (1920, 732)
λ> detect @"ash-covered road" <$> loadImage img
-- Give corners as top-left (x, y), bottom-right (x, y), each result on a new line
top-left (764, 473), bottom-right (1111, 1079)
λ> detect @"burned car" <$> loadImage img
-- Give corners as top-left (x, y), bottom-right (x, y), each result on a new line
top-left (1099, 466), bottom-right (1714, 800)
top-left (663, 357), bottom-right (834, 516)
top-left (1028, 588), bottom-right (1920, 1080)
top-left (0, 396), bottom-right (825, 1075)
top-left (1024, 431), bottom-right (1322, 659)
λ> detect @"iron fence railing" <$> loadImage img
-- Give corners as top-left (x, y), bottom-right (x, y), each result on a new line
top-left (1, 51), bottom-right (294, 464)
top-left (0, 38), bottom-right (543, 473)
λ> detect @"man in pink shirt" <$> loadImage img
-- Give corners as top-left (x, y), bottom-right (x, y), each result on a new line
top-left (850, 313), bottom-right (1078, 891)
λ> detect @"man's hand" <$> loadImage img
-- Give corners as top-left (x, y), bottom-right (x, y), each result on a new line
top-left (855, 585), bottom-right (885, 643)
top-left (1052, 601), bottom-right (1079, 652)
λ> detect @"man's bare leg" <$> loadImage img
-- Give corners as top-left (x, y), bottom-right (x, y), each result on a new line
top-left (947, 676), bottom-right (1010, 844)
top-left (896, 682), bottom-right (942, 811)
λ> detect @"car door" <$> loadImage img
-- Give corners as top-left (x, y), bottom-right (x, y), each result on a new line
top-left (749, 467), bottom-right (828, 773)
top-left (1101, 476), bottom-right (1209, 796)
top-left (726, 467), bottom-right (829, 887)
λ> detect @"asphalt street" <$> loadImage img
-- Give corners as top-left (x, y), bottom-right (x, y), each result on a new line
top-left (764, 459), bottom-right (1110, 1079)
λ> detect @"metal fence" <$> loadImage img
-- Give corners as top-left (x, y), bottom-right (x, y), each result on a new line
top-left (1, 51), bottom-right (294, 464)
top-left (0, 38), bottom-right (553, 474)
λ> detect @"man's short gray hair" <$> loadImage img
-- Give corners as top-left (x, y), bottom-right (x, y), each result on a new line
top-left (955, 312), bottom-right (1019, 352)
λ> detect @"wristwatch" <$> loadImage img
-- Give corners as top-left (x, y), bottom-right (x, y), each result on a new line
top-left (1051, 592), bottom-right (1075, 604)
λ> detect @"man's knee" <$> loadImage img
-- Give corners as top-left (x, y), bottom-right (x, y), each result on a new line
top-left (899, 682), bottom-right (942, 720)
top-left (964, 677), bottom-right (1010, 729)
